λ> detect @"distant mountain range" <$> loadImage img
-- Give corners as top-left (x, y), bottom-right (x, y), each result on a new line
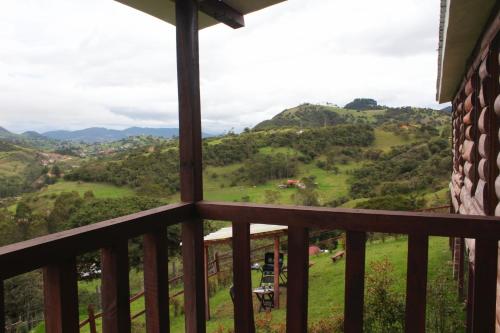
top-left (42, 127), bottom-right (186, 143)
top-left (0, 126), bottom-right (214, 144)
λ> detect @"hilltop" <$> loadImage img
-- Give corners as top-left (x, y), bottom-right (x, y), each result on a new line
top-left (254, 100), bottom-right (449, 131)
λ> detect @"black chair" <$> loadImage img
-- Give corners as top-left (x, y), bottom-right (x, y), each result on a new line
top-left (260, 252), bottom-right (287, 286)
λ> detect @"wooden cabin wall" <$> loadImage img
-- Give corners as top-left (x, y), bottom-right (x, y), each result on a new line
top-left (451, 29), bottom-right (499, 331)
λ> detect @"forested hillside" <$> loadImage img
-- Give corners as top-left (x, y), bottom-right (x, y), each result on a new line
top-left (0, 100), bottom-right (451, 246)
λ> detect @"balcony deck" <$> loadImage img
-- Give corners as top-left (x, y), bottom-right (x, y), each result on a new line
top-left (0, 201), bottom-right (499, 332)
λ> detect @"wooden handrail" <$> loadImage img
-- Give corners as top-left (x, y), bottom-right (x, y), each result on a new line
top-left (196, 201), bottom-right (500, 239)
top-left (0, 203), bottom-right (194, 280)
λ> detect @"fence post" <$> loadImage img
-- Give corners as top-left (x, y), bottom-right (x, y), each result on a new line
top-left (88, 304), bottom-right (97, 333)
top-left (215, 252), bottom-right (220, 273)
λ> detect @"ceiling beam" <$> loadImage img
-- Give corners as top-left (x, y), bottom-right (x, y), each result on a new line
top-left (198, 0), bottom-right (245, 29)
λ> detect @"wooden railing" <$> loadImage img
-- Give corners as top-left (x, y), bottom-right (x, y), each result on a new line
top-left (1, 200), bottom-right (500, 332)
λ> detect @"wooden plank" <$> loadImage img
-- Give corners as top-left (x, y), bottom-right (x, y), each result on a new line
top-left (344, 231), bottom-right (366, 333)
top-left (472, 239), bottom-right (497, 333)
top-left (199, 0), bottom-right (244, 29)
top-left (43, 258), bottom-right (79, 333)
top-left (0, 203), bottom-right (192, 280)
top-left (286, 227), bottom-right (309, 333)
top-left (196, 201), bottom-right (500, 239)
top-left (143, 230), bottom-right (170, 333)
top-left (232, 222), bottom-right (255, 333)
top-left (0, 280), bottom-right (3, 333)
top-left (101, 241), bottom-right (131, 333)
top-left (204, 245), bottom-right (210, 320)
top-left (274, 236), bottom-right (280, 309)
top-left (405, 234), bottom-right (428, 333)
top-left (182, 219), bottom-right (206, 333)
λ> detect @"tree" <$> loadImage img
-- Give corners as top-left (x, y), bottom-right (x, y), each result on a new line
top-left (51, 164), bottom-right (61, 178)
top-left (15, 201), bottom-right (32, 240)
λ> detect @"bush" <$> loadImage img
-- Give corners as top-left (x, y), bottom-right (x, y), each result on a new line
top-left (364, 258), bottom-right (405, 332)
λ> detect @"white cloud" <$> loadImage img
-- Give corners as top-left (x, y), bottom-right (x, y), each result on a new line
top-left (0, 0), bottom-right (444, 134)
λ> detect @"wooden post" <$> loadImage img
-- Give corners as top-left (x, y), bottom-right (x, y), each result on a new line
top-left (466, 265), bottom-right (474, 333)
top-left (88, 304), bottom-right (97, 333)
top-left (101, 241), bottom-right (131, 333)
top-left (176, 0), bottom-right (206, 331)
top-left (143, 230), bottom-right (170, 333)
top-left (274, 235), bottom-right (280, 309)
top-left (232, 222), bottom-right (255, 333)
top-left (344, 231), bottom-right (366, 333)
top-left (457, 238), bottom-right (465, 301)
top-left (286, 227), bottom-right (309, 333)
top-left (42, 258), bottom-right (80, 333)
top-left (215, 252), bottom-right (220, 273)
top-left (0, 280), bottom-right (5, 333)
top-left (405, 234), bottom-right (428, 333)
top-left (204, 245), bottom-right (210, 320)
top-left (472, 239), bottom-right (497, 333)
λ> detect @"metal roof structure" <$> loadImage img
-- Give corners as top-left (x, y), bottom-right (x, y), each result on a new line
top-left (115, 0), bottom-right (286, 30)
top-left (204, 224), bottom-right (287, 244)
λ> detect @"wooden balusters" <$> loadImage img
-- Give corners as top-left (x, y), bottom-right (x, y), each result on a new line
top-left (457, 238), bottom-right (465, 301)
top-left (344, 231), bottom-right (366, 333)
top-left (143, 230), bottom-right (170, 333)
top-left (472, 239), bottom-right (498, 333)
top-left (42, 258), bottom-right (80, 333)
top-left (405, 234), bottom-right (429, 333)
top-left (182, 219), bottom-right (206, 333)
top-left (286, 227), bottom-right (309, 333)
top-left (101, 241), bottom-right (131, 333)
top-left (0, 280), bottom-right (4, 333)
top-left (232, 222), bottom-right (255, 333)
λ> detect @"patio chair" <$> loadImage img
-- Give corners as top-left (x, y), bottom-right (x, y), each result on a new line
top-left (260, 252), bottom-right (287, 286)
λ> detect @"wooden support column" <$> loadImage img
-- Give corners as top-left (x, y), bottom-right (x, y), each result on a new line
top-left (101, 241), bottom-right (131, 333)
top-left (143, 230), bottom-right (170, 333)
top-left (204, 245), bottom-right (210, 320)
top-left (286, 227), bottom-right (309, 333)
top-left (472, 239), bottom-right (497, 333)
top-left (0, 280), bottom-right (4, 333)
top-left (232, 222), bottom-right (255, 333)
top-left (176, 0), bottom-right (206, 331)
top-left (405, 234), bottom-right (428, 333)
top-left (43, 258), bottom-right (79, 333)
top-left (344, 231), bottom-right (366, 333)
top-left (274, 235), bottom-right (280, 309)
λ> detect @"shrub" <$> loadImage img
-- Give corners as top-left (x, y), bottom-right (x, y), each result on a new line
top-left (364, 258), bottom-right (405, 332)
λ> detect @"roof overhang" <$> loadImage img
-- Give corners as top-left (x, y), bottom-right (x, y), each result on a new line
top-left (114, 0), bottom-right (286, 30)
top-left (204, 224), bottom-right (287, 245)
top-left (436, 0), bottom-right (497, 103)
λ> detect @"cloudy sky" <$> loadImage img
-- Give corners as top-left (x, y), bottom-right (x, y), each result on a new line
top-left (0, 0), bottom-right (444, 134)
